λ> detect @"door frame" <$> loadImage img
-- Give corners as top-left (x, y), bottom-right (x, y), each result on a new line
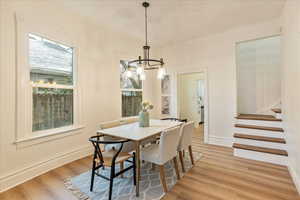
top-left (175, 69), bottom-right (209, 144)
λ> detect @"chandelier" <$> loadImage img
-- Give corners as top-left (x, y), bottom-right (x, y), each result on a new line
top-left (126, 1), bottom-right (166, 80)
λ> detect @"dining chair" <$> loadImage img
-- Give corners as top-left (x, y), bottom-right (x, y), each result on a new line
top-left (89, 135), bottom-right (136, 200)
top-left (177, 121), bottom-right (195, 173)
top-left (141, 126), bottom-right (181, 193)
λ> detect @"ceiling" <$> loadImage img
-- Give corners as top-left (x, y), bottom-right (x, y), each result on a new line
top-left (62, 0), bottom-right (285, 47)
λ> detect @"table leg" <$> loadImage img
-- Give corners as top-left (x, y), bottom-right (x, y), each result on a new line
top-left (135, 141), bottom-right (140, 197)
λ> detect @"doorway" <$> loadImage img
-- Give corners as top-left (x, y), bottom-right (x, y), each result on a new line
top-left (177, 72), bottom-right (208, 143)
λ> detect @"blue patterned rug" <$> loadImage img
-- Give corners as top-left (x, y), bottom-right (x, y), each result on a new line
top-left (64, 152), bottom-right (201, 200)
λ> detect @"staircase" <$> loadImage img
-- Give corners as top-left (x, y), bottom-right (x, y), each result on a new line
top-left (233, 109), bottom-right (288, 165)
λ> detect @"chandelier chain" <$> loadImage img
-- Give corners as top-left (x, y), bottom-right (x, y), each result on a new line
top-left (145, 3), bottom-right (148, 46)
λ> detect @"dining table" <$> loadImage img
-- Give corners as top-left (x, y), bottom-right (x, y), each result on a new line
top-left (97, 119), bottom-right (183, 197)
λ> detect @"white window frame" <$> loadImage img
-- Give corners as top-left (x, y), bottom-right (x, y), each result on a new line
top-left (15, 14), bottom-right (83, 146)
top-left (120, 63), bottom-right (143, 118)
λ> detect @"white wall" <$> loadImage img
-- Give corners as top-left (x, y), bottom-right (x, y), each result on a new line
top-left (281, 0), bottom-right (300, 193)
top-left (156, 19), bottom-right (281, 147)
top-left (178, 73), bottom-right (204, 123)
top-left (0, 0), bottom-right (157, 192)
top-left (237, 36), bottom-right (281, 114)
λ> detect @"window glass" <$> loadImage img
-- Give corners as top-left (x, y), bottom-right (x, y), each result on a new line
top-left (120, 60), bottom-right (142, 89)
top-left (29, 34), bottom-right (75, 132)
top-left (32, 88), bottom-right (73, 132)
top-left (29, 34), bottom-right (73, 85)
top-left (120, 60), bottom-right (143, 117)
top-left (122, 91), bottom-right (142, 117)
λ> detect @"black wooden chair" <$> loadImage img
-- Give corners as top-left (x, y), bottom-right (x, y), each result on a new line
top-left (89, 135), bottom-right (136, 200)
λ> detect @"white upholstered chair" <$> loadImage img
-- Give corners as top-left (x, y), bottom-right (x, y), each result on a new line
top-left (177, 121), bottom-right (195, 172)
top-left (141, 126), bottom-right (181, 193)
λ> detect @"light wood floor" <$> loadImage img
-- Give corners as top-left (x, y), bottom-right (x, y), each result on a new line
top-left (1, 126), bottom-right (299, 200)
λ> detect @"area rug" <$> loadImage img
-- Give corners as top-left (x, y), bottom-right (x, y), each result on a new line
top-left (65, 152), bottom-right (201, 200)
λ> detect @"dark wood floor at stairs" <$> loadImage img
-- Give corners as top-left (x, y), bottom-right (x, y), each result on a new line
top-left (233, 143), bottom-right (288, 156)
top-left (235, 124), bottom-right (284, 132)
top-left (234, 133), bottom-right (286, 143)
top-left (237, 114), bottom-right (282, 121)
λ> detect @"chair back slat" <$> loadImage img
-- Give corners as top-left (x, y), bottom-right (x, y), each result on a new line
top-left (89, 135), bottom-right (128, 166)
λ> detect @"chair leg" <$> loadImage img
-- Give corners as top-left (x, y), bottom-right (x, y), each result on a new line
top-left (120, 162), bottom-right (124, 178)
top-left (108, 178), bottom-right (114, 200)
top-left (109, 166), bottom-right (115, 200)
top-left (173, 157), bottom-right (180, 180)
top-left (178, 150), bottom-right (185, 173)
top-left (188, 145), bottom-right (195, 165)
top-left (159, 165), bottom-right (168, 193)
top-left (133, 153), bottom-right (137, 186)
top-left (90, 161), bottom-right (96, 192)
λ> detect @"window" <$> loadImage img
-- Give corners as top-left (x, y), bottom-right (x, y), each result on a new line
top-left (29, 34), bottom-right (75, 132)
top-left (120, 60), bottom-right (143, 117)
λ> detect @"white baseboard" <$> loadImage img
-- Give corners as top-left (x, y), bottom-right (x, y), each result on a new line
top-left (288, 160), bottom-right (300, 195)
top-left (0, 145), bottom-right (93, 193)
top-left (208, 135), bottom-right (233, 147)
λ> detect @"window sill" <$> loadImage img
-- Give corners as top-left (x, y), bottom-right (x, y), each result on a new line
top-left (14, 125), bottom-right (85, 149)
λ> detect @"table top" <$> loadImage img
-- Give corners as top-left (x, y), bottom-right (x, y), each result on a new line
top-left (97, 119), bottom-right (182, 141)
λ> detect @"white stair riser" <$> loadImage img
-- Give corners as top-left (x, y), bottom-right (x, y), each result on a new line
top-left (276, 113), bottom-right (282, 119)
top-left (234, 149), bottom-right (287, 166)
top-left (235, 128), bottom-right (284, 138)
top-left (234, 138), bottom-right (286, 150)
top-left (236, 119), bottom-right (282, 128)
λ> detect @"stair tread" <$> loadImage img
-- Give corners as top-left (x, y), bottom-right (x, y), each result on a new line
top-left (271, 108), bottom-right (282, 114)
top-left (233, 143), bottom-right (288, 156)
top-left (235, 124), bottom-right (284, 132)
top-left (236, 114), bottom-right (282, 121)
top-left (234, 133), bottom-right (286, 143)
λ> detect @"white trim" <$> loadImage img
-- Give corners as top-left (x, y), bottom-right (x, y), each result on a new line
top-left (0, 0), bottom-right (4, 185)
top-left (288, 160), bottom-right (300, 195)
top-left (208, 135), bottom-right (233, 147)
top-left (234, 148), bottom-right (287, 166)
top-left (14, 125), bottom-right (85, 148)
top-left (0, 145), bottom-right (93, 193)
top-left (175, 69), bottom-right (209, 144)
top-left (121, 88), bottom-right (143, 92)
top-left (236, 119), bottom-right (282, 128)
top-left (31, 83), bottom-right (74, 89)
